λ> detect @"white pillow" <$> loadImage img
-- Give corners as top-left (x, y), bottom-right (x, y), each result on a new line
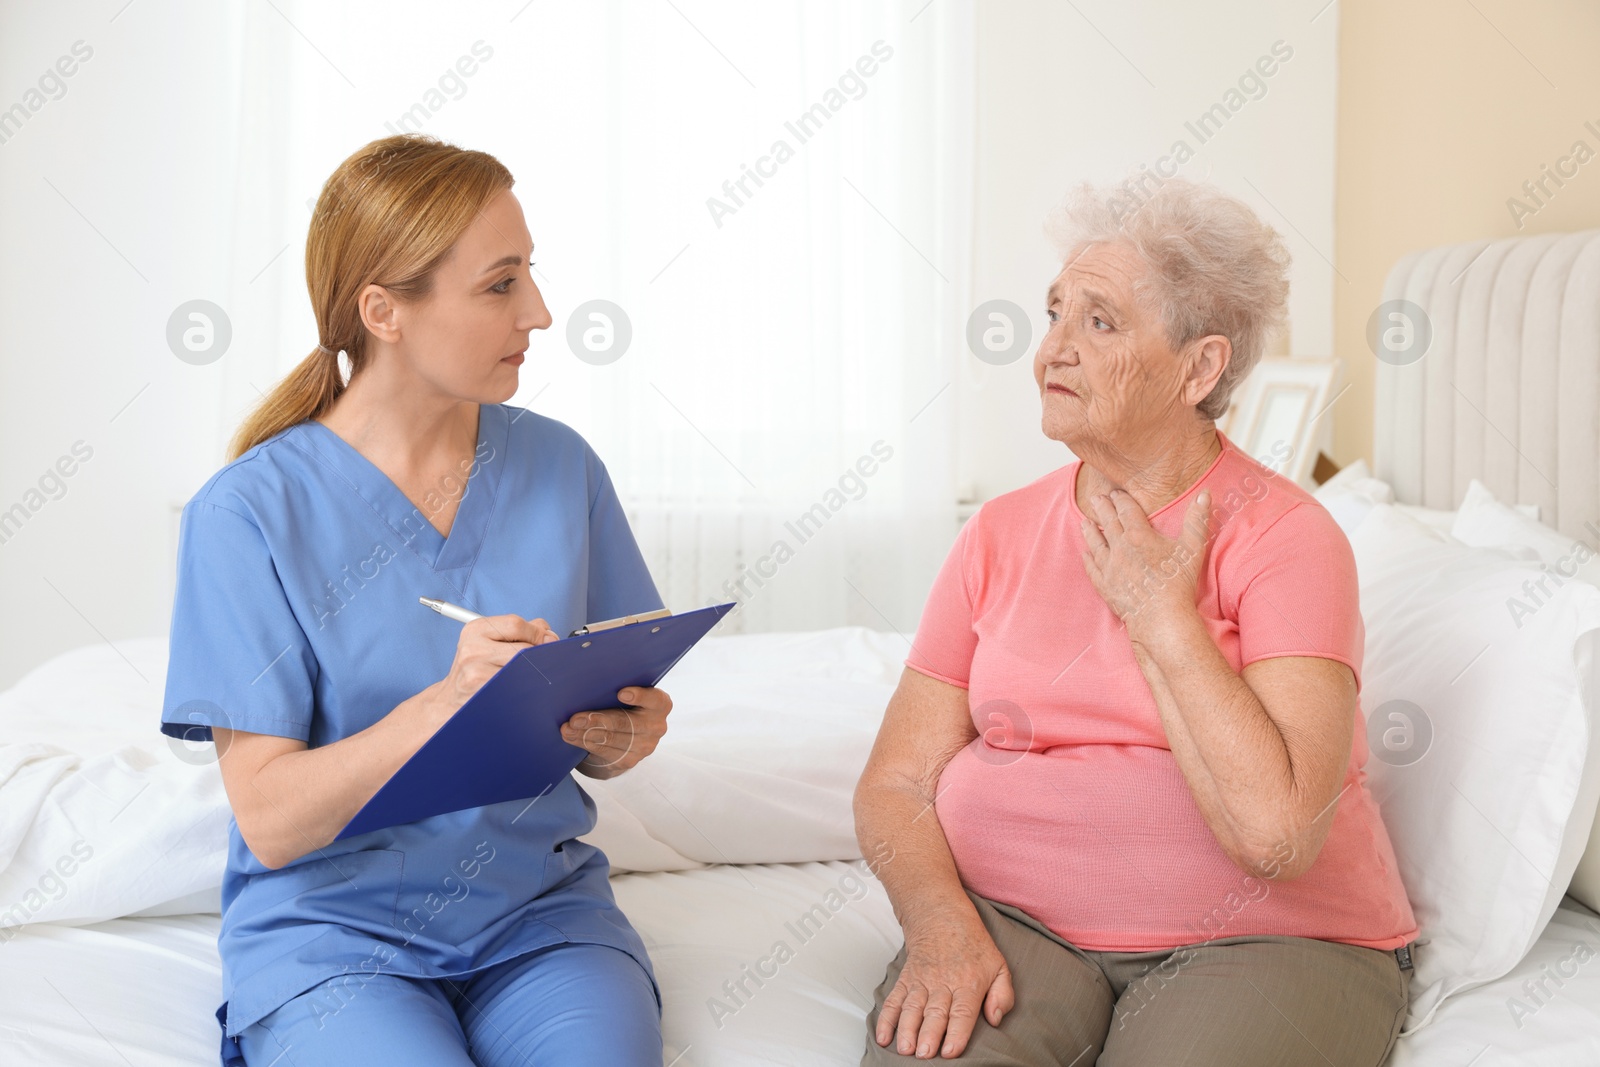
top-left (1450, 478), bottom-right (1600, 914)
top-left (1310, 464), bottom-right (1535, 539)
top-left (1317, 456), bottom-right (1377, 491)
top-left (579, 628), bottom-right (900, 872)
top-left (1312, 459), bottom-right (1396, 535)
top-left (1393, 504), bottom-right (1459, 536)
top-left (1453, 478), bottom-right (1600, 589)
top-left (1309, 459), bottom-right (1462, 537)
top-left (1351, 503), bottom-right (1600, 1033)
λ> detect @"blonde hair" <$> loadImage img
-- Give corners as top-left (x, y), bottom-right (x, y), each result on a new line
top-left (227, 134), bottom-right (514, 461)
top-left (1044, 176), bottom-right (1291, 421)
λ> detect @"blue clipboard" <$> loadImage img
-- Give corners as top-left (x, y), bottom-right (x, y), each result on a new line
top-left (335, 601), bottom-right (735, 840)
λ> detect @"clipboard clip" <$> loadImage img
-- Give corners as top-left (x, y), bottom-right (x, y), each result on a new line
top-left (568, 607), bottom-right (672, 637)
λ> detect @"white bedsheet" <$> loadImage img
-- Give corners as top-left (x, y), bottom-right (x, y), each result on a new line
top-left (4, 632), bottom-right (1600, 1063)
top-left (3, 863), bottom-right (1597, 1065)
top-left (1386, 896), bottom-right (1600, 1065)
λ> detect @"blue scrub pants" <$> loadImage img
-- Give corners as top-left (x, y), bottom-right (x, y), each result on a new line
top-left (234, 942), bottom-right (662, 1066)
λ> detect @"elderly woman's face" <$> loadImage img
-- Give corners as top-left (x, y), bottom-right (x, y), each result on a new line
top-left (1034, 241), bottom-right (1197, 452)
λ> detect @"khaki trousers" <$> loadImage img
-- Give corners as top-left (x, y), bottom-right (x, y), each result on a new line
top-left (862, 892), bottom-right (1411, 1066)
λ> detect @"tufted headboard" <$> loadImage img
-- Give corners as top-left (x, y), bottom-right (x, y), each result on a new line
top-left (1373, 229), bottom-right (1600, 542)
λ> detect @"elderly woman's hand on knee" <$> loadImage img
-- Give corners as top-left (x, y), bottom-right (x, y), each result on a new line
top-left (874, 896), bottom-right (1014, 1059)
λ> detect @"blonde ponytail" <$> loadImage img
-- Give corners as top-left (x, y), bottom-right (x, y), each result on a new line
top-left (226, 134), bottom-right (514, 461)
top-left (227, 345), bottom-right (345, 462)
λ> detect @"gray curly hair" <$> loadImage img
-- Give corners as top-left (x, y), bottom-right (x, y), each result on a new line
top-left (1044, 176), bottom-right (1291, 421)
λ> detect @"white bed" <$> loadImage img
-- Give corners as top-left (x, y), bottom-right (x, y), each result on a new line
top-left (3, 869), bottom-right (1598, 1066)
top-left (0, 621), bottom-right (1597, 1066)
top-left (0, 860), bottom-right (905, 1067)
top-left (8, 227), bottom-right (1600, 1064)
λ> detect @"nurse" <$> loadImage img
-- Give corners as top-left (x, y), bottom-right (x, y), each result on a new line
top-left (160, 134), bottom-right (669, 1065)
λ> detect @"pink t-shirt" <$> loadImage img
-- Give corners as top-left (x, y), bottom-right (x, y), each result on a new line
top-left (907, 431), bottom-right (1418, 952)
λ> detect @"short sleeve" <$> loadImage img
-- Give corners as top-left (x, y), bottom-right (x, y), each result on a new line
top-left (1235, 502), bottom-right (1364, 691)
top-left (904, 511), bottom-right (980, 688)
top-left (584, 452), bottom-right (665, 620)
top-left (160, 501), bottom-right (318, 743)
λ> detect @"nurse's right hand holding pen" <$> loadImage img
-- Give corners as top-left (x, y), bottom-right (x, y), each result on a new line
top-left (216, 607), bottom-right (670, 871)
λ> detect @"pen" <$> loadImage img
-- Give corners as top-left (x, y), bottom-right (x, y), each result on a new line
top-left (419, 597), bottom-right (565, 645)
top-left (421, 597), bottom-right (672, 640)
top-left (418, 596), bottom-right (483, 624)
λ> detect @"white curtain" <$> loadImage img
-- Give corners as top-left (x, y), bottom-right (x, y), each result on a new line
top-left (213, 1), bottom-right (974, 635)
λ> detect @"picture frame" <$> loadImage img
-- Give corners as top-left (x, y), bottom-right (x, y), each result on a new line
top-left (1217, 358), bottom-right (1340, 486)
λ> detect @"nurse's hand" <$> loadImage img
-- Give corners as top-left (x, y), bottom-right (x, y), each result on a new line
top-left (561, 686), bottom-right (672, 780)
top-left (431, 614), bottom-right (561, 722)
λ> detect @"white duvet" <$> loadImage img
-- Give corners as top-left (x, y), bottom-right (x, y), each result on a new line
top-left (0, 628), bottom-right (906, 930)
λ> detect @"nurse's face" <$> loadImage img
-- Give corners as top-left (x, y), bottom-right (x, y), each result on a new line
top-left (377, 187), bottom-right (552, 403)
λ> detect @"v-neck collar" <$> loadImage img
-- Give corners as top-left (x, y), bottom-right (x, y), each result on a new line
top-left (295, 403), bottom-right (509, 580)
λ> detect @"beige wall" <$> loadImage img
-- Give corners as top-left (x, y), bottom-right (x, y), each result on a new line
top-left (1334, 0), bottom-right (1600, 467)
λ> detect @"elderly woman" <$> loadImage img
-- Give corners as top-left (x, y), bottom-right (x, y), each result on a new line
top-left (854, 178), bottom-right (1417, 1066)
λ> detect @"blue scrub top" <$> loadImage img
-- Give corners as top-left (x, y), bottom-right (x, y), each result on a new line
top-left (159, 402), bottom-right (664, 1041)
